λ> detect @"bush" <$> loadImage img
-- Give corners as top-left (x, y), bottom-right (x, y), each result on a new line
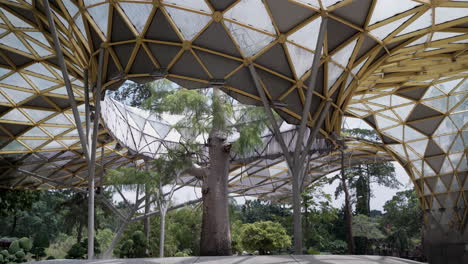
top-left (65, 238), bottom-right (100, 259)
top-left (17, 238), bottom-right (31, 252)
top-left (328, 240), bottom-right (347, 254)
top-left (239, 221), bottom-right (291, 255)
top-left (307, 247), bottom-right (320, 255)
top-left (31, 233), bottom-right (49, 260)
top-left (174, 249), bottom-right (191, 257)
top-left (117, 231), bottom-right (147, 258)
top-left (8, 241), bottom-right (20, 255)
top-left (65, 243), bottom-right (86, 259)
top-left (0, 237), bottom-right (32, 264)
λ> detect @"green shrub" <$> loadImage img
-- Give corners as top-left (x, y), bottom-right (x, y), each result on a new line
top-left (174, 249), bottom-right (192, 257)
top-left (328, 240), bottom-right (347, 254)
top-left (65, 238), bottom-right (100, 259)
top-left (18, 238), bottom-right (32, 252)
top-left (8, 241), bottom-right (20, 255)
top-left (15, 250), bottom-right (25, 259)
top-left (239, 221), bottom-right (291, 255)
top-left (307, 247), bottom-right (320, 255)
top-left (117, 231), bottom-right (147, 258)
top-left (66, 243), bottom-right (86, 259)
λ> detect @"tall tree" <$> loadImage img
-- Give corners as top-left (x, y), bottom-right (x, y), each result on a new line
top-left (332, 128), bottom-right (400, 253)
top-left (381, 189), bottom-right (422, 256)
top-left (144, 81), bottom-right (268, 255)
top-left (0, 189), bottom-right (38, 235)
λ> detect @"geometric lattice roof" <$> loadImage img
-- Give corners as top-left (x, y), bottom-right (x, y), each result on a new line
top-left (0, 0), bottom-right (466, 219)
top-left (102, 96), bottom-right (393, 201)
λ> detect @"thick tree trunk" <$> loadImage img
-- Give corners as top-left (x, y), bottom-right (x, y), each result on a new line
top-left (342, 176), bottom-right (355, 254)
top-left (200, 136), bottom-right (232, 256)
top-left (159, 209), bottom-right (166, 258)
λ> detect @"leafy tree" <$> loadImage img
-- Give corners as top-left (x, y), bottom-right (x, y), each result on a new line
top-left (239, 221), bottom-right (291, 255)
top-left (0, 190), bottom-right (38, 235)
top-left (110, 81), bottom-right (153, 107)
top-left (381, 189), bottom-right (422, 256)
top-left (352, 214), bottom-right (385, 253)
top-left (302, 179), bottom-right (340, 252)
top-left (142, 80), bottom-right (269, 255)
top-left (117, 231), bottom-right (147, 258)
top-left (240, 199), bottom-right (291, 228)
top-left (104, 146), bottom-right (190, 258)
top-left (332, 128), bottom-right (400, 253)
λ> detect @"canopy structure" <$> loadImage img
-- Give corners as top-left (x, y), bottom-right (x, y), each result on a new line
top-left (0, 0), bottom-right (466, 261)
top-left (101, 96), bottom-right (392, 201)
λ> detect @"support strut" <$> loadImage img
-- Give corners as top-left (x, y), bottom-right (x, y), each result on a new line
top-left (249, 15), bottom-right (329, 255)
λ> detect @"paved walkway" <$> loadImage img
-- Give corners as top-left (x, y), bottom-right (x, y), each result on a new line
top-left (30, 255), bottom-right (424, 264)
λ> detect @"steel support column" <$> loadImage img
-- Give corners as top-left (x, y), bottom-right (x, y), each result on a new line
top-left (292, 16), bottom-right (328, 165)
top-left (42, 0), bottom-right (89, 161)
top-left (249, 16), bottom-right (329, 254)
top-left (87, 48), bottom-right (105, 259)
top-left (248, 64), bottom-right (292, 165)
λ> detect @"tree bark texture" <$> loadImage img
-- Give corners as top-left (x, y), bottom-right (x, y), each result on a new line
top-left (200, 136), bottom-right (232, 256)
top-left (342, 175), bottom-right (355, 254)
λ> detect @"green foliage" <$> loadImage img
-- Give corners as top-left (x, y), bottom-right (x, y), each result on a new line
top-left (239, 221), bottom-right (291, 255)
top-left (8, 241), bottom-right (20, 255)
top-left (111, 81), bottom-right (153, 107)
top-left (381, 189), bottom-right (422, 254)
top-left (302, 179), bottom-right (341, 252)
top-left (96, 229), bottom-right (114, 253)
top-left (117, 231), bottom-right (147, 258)
top-left (65, 243), bottom-right (85, 259)
top-left (328, 240), bottom-right (347, 254)
top-left (0, 237), bottom-right (31, 264)
top-left (306, 248), bottom-right (320, 255)
top-left (174, 249), bottom-right (191, 257)
top-left (0, 190), bottom-right (38, 217)
top-left (65, 238), bottom-right (100, 259)
top-left (17, 238), bottom-right (31, 252)
top-left (230, 220), bottom-right (244, 254)
top-left (144, 80), bottom-right (268, 155)
top-left (240, 200), bottom-right (291, 226)
top-left (353, 214), bottom-right (385, 240)
top-left (45, 233), bottom-right (76, 259)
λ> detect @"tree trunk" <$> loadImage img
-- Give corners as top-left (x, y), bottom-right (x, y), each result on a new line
top-left (342, 175), bottom-right (355, 254)
top-left (77, 221), bottom-right (84, 243)
top-left (200, 135), bottom-right (232, 256)
top-left (143, 187), bottom-right (151, 255)
top-left (159, 209), bottom-right (166, 258)
top-left (366, 165), bottom-right (371, 216)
